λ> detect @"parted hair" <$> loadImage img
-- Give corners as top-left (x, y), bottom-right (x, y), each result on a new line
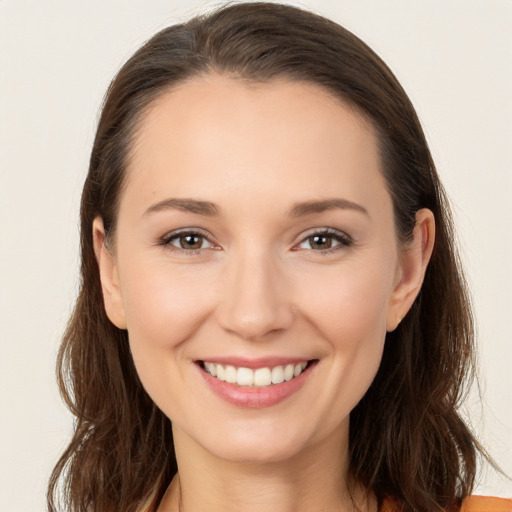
top-left (48, 3), bottom-right (483, 511)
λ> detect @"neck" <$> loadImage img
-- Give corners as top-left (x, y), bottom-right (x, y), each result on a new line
top-left (157, 423), bottom-right (376, 512)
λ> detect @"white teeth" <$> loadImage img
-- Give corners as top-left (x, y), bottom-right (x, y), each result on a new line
top-left (203, 360), bottom-right (310, 387)
top-left (225, 365), bottom-right (237, 383)
top-left (237, 367), bottom-right (254, 386)
top-left (204, 362), bottom-right (217, 377)
top-left (216, 364), bottom-right (225, 381)
top-left (284, 364), bottom-right (295, 381)
top-left (254, 367), bottom-right (272, 387)
top-left (294, 362), bottom-right (306, 377)
top-left (271, 365), bottom-right (284, 384)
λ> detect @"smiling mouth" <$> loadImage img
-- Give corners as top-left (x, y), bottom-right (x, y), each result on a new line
top-left (198, 360), bottom-right (317, 387)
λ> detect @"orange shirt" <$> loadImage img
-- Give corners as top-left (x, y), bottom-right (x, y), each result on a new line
top-left (381, 496), bottom-right (512, 512)
top-left (461, 496), bottom-right (512, 512)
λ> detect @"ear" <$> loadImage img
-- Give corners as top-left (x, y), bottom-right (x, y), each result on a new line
top-left (386, 208), bottom-right (435, 332)
top-left (92, 217), bottom-right (127, 329)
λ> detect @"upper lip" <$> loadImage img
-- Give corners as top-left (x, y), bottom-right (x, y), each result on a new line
top-left (196, 356), bottom-right (316, 369)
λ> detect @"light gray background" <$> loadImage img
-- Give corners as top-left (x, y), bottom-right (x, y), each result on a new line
top-left (1, 1), bottom-right (511, 510)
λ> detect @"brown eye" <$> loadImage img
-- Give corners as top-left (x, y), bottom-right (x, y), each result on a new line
top-left (165, 231), bottom-right (214, 251)
top-left (179, 234), bottom-right (203, 249)
top-left (297, 230), bottom-right (351, 252)
top-left (308, 234), bottom-right (332, 250)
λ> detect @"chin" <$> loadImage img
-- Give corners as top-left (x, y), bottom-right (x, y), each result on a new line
top-left (205, 435), bottom-right (308, 465)
top-left (181, 414), bottom-right (334, 466)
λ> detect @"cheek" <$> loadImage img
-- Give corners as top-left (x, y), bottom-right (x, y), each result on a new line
top-left (117, 259), bottom-right (221, 419)
top-left (119, 259), bottom-right (213, 344)
top-left (295, 264), bottom-right (393, 430)
top-left (299, 260), bottom-right (394, 347)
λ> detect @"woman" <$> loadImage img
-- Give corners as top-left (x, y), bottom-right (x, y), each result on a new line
top-left (47, 3), bottom-right (510, 512)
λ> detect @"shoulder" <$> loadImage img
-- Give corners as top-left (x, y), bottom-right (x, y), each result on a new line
top-left (381, 496), bottom-right (512, 512)
top-left (460, 496), bottom-right (512, 512)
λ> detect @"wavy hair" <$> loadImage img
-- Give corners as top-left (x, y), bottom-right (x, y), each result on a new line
top-left (48, 3), bottom-right (484, 511)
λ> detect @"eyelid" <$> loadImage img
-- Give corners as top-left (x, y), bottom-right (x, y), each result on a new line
top-left (158, 228), bottom-right (219, 252)
top-left (292, 227), bottom-right (352, 252)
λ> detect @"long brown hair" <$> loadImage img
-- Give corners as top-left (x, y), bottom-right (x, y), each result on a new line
top-left (48, 3), bottom-right (484, 511)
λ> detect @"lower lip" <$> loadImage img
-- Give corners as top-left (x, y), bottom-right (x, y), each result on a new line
top-left (197, 362), bottom-right (316, 408)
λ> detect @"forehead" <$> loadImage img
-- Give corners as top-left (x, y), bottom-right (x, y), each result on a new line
top-left (122, 73), bottom-right (389, 218)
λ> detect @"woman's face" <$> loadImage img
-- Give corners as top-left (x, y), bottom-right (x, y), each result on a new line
top-left (95, 74), bottom-right (428, 464)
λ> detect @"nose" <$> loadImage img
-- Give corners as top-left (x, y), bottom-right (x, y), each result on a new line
top-left (216, 246), bottom-right (295, 341)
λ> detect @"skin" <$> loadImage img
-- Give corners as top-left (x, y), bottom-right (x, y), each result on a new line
top-left (93, 74), bottom-right (435, 512)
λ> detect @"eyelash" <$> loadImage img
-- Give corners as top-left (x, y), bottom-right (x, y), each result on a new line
top-left (158, 228), bottom-right (352, 255)
top-left (158, 229), bottom-right (215, 255)
top-left (294, 228), bottom-right (352, 253)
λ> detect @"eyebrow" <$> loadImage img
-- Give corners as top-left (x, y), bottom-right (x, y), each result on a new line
top-left (143, 197), bottom-right (369, 218)
top-left (144, 198), bottom-right (220, 217)
top-left (289, 198), bottom-right (369, 217)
